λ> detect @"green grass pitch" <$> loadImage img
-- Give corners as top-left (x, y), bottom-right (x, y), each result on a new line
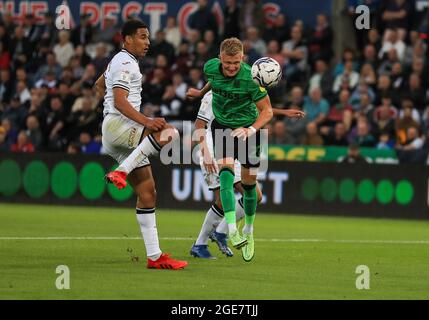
top-left (0, 203), bottom-right (428, 300)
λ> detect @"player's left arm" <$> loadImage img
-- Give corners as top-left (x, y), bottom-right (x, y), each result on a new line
top-left (94, 73), bottom-right (106, 99)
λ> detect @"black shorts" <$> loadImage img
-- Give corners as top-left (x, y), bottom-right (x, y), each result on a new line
top-left (211, 118), bottom-right (261, 168)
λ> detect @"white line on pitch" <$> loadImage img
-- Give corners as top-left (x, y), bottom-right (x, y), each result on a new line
top-left (0, 237), bottom-right (428, 244)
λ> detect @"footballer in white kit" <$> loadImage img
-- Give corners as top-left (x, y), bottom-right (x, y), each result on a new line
top-left (98, 19), bottom-right (187, 270)
top-left (197, 91), bottom-right (242, 190)
top-left (101, 48), bottom-right (150, 168)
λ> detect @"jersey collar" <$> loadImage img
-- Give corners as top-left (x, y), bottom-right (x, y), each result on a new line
top-left (121, 48), bottom-right (139, 63)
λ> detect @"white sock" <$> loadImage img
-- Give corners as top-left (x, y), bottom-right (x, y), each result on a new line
top-left (136, 208), bottom-right (162, 260)
top-left (217, 198), bottom-right (245, 234)
top-left (195, 204), bottom-right (223, 245)
top-left (118, 135), bottom-right (161, 174)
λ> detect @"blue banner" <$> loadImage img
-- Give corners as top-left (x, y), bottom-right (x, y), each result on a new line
top-left (0, 0), bottom-right (332, 37)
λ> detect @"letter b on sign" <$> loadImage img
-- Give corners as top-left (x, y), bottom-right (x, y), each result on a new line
top-left (355, 265), bottom-right (370, 290)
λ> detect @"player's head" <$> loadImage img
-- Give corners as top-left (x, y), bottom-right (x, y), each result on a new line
top-left (219, 37), bottom-right (243, 77)
top-left (121, 19), bottom-right (150, 57)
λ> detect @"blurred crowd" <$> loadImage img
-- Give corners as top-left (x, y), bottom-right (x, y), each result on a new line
top-left (0, 0), bottom-right (429, 163)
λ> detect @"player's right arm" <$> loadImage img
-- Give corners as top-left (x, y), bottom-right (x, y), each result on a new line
top-left (113, 88), bottom-right (166, 131)
top-left (109, 58), bottom-right (166, 131)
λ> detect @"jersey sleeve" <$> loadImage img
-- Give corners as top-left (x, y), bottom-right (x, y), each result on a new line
top-left (248, 78), bottom-right (268, 102)
top-left (203, 58), bottom-right (220, 80)
top-left (197, 92), bottom-right (213, 123)
top-left (110, 60), bottom-right (136, 92)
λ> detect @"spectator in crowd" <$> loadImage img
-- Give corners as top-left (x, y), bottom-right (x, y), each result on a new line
top-left (321, 121), bottom-right (349, 146)
top-left (308, 14), bottom-right (333, 64)
top-left (300, 121), bottom-right (324, 146)
top-left (223, 0), bottom-right (241, 39)
top-left (45, 95), bottom-right (66, 151)
top-left (372, 97), bottom-right (397, 140)
top-left (308, 59), bottom-right (333, 100)
top-left (0, 68), bottom-right (13, 105)
top-left (164, 16), bottom-right (182, 53)
top-left (246, 27), bottom-right (267, 57)
top-left (352, 117), bottom-right (376, 147)
top-left (242, 39), bottom-right (261, 65)
top-left (333, 48), bottom-right (358, 78)
top-left (0, 23), bottom-right (11, 49)
top-left (25, 115), bottom-right (42, 150)
top-left (350, 81), bottom-right (376, 109)
top-left (79, 132), bottom-right (101, 154)
top-left (326, 89), bottom-right (354, 130)
top-left (34, 52), bottom-right (62, 83)
top-left (352, 92), bottom-right (375, 124)
top-left (264, 13), bottom-right (290, 45)
top-left (303, 87), bottom-right (329, 125)
top-left (239, 0), bottom-right (265, 36)
top-left (36, 12), bottom-right (58, 48)
top-left (2, 96), bottom-right (28, 130)
top-left (340, 143), bottom-right (370, 164)
top-left (361, 44), bottom-right (379, 69)
top-left (10, 130), bottom-right (34, 153)
top-left (380, 0), bottom-right (412, 41)
top-left (396, 100), bottom-right (421, 145)
top-left (396, 126), bottom-right (424, 151)
top-left (53, 31), bottom-right (74, 68)
top-left (378, 28), bottom-right (406, 61)
top-left (1, 118), bottom-right (17, 148)
top-left (270, 120), bottom-right (288, 144)
top-left (285, 86), bottom-right (305, 111)
top-left (0, 42), bottom-right (11, 70)
top-left (378, 47), bottom-right (400, 75)
top-left (189, 0), bottom-right (218, 40)
top-left (203, 30), bottom-right (219, 59)
top-left (10, 25), bottom-right (32, 68)
top-left (71, 14), bottom-right (93, 47)
top-left (407, 73), bottom-right (426, 111)
top-left (148, 30), bottom-right (176, 65)
top-left (282, 105), bottom-right (308, 144)
top-left (0, 125), bottom-right (8, 151)
top-left (92, 16), bottom-right (117, 45)
top-left (332, 60), bottom-right (360, 93)
top-left (282, 26), bottom-right (308, 82)
top-left (92, 43), bottom-right (110, 78)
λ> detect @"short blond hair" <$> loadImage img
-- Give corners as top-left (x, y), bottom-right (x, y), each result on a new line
top-left (220, 37), bottom-right (243, 56)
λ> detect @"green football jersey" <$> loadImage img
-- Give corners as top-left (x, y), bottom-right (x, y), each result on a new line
top-left (203, 58), bottom-right (268, 128)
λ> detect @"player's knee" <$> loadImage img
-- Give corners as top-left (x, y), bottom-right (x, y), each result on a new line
top-left (137, 187), bottom-right (156, 205)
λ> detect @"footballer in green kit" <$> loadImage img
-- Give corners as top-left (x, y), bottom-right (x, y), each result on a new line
top-left (187, 38), bottom-right (274, 262)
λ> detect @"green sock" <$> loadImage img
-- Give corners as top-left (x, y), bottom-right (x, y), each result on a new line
top-left (242, 183), bottom-right (257, 226)
top-left (219, 168), bottom-right (236, 224)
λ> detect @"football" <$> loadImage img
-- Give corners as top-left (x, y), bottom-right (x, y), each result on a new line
top-left (251, 57), bottom-right (282, 87)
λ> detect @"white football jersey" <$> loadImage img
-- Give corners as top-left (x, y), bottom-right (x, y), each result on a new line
top-left (103, 49), bottom-right (142, 116)
top-left (197, 91), bottom-right (215, 157)
top-left (197, 91), bottom-right (214, 127)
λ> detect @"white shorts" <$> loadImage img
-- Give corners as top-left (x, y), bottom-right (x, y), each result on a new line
top-left (200, 158), bottom-right (242, 190)
top-left (101, 114), bottom-right (150, 168)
